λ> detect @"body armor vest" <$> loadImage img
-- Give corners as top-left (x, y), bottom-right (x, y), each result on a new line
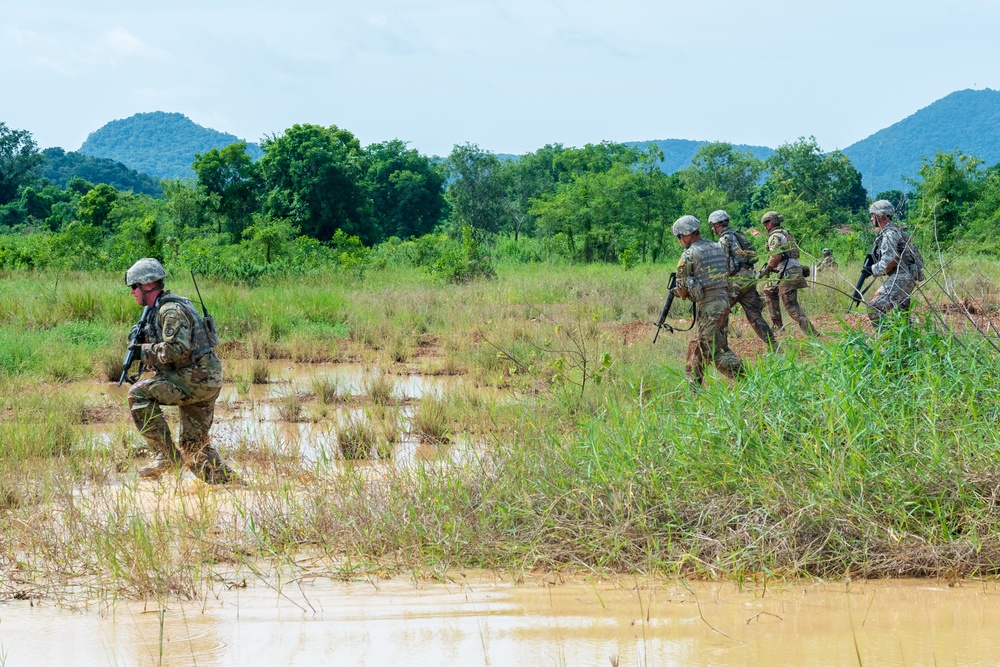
top-left (686, 239), bottom-right (729, 292)
top-left (142, 293), bottom-right (217, 366)
top-left (719, 227), bottom-right (757, 275)
top-left (769, 227), bottom-right (801, 273)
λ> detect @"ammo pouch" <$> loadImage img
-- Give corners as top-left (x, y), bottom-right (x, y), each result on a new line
top-left (685, 276), bottom-right (704, 301)
top-left (801, 265), bottom-right (811, 278)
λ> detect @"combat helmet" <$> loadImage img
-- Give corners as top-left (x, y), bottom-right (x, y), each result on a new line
top-left (761, 211), bottom-right (784, 226)
top-left (708, 210), bottom-right (730, 225)
top-left (869, 200), bottom-right (895, 219)
top-left (126, 258), bottom-right (167, 286)
top-left (672, 215), bottom-right (701, 236)
top-left (822, 248), bottom-right (832, 255)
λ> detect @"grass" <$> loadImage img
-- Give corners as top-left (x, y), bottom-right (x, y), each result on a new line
top-left (1, 260), bottom-right (1000, 605)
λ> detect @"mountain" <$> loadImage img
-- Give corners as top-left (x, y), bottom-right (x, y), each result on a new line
top-left (78, 112), bottom-right (263, 181)
top-left (843, 88), bottom-right (1000, 195)
top-left (41, 147), bottom-right (164, 197)
top-left (626, 139), bottom-right (774, 173)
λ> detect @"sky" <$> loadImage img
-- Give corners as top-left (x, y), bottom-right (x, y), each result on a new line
top-left (4, 0), bottom-right (999, 157)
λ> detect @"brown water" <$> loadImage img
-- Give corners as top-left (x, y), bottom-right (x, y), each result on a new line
top-left (1, 577), bottom-right (998, 666)
top-left (75, 363), bottom-right (486, 466)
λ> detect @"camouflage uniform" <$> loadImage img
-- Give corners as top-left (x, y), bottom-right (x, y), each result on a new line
top-left (868, 221), bottom-right (923, 325)
top-left (761, 224), bottom-right (818, 336)
top-left (816, 253), bottom-right (839, 272)
top-left (674, 239), bottom-right (744, 385)
top-left (716, 226), bottom-right (777, 349)
top-left (128, 292), bottom-right (232, 483)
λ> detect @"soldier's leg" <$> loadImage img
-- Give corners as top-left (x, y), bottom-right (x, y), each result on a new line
top-left (779, 286), bottom-right (818, 336)
top-left (685, 339), bottom-right (706, 386)
top-left (177, 387), bottom-right (235, 484)
top-left (703, 298), bottom-right (744, 380)
top-left (868, 274), bottom-right (915, 327)
top-left (128, 377), bottom-right (185, 477)
top-left (761, 283), bottom-right (783, 330)
top-left (737, 287), bottom-right (777, 349)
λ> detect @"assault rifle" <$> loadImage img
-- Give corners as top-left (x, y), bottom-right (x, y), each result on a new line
top-left (119, 305), bottom-right (153, 386)
top-left (848, 252), bottom-right (875, 313)
top-left (653, 273), bottom-right (696, 343)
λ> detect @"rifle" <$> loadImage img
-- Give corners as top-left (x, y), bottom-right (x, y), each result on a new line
top-left (848, 252), bottom-right (875, 313)
top-left (653, 273), bottom-right (696, 342)
top-left (119, 305), bottom-right (152, 386)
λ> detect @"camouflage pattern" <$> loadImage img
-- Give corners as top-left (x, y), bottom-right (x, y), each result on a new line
top-left (761, 211), bottom-right (784, 225)
top-left (762, 226), bottom-right (817, 336)
top-left (672, 215), bottom-right (701, 236)
top-left (869, 200), bottom-right (895, 218)
top-left (126, 258), bottom-right (167, 285)
top-left (717, 227), bottom-right (775, 348)
top-left (816, 255), bottom-right (839, 271)
top-left (708, 209), bottom-right (730, 225)
top-left (127, 290), bottom-right (233, 483)
top-left (868, 221), bottom-right (921, 325)
top-left (674, 239), bottom-right (743, 384)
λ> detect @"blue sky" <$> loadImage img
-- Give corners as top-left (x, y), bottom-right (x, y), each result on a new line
top-left (4, 0), bottom-right (998, 156)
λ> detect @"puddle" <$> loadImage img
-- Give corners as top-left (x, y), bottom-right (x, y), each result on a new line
top-left (73, 363), bottom-right (490, 467)
top-left (1, 577), bottom-right (998, 666)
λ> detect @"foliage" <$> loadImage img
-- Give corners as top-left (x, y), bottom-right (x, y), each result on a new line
top-left (0, 122), bottom-right (44, 206)
top-left (78, 111), bottom-right (263, 180)
top-left (428, 224), bottom-right (496, 283)
top-left (40, 147), bottom-right (163, 197)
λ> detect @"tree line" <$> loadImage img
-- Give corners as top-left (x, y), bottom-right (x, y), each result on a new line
top-left (1, 119), bottom-right (998, 282)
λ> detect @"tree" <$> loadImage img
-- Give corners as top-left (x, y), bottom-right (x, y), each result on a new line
top-left (445, 144), bottom-right (507, 235)
top-left (76, 184), bottom-right (119, 228)
top-left (766, 137), bottom-right (867, 230)
top-left (242, 213), bottom-right (300, 264)
top-left (361, 140), bottom-right (445, 240)
top-left (259, 124), bottom-right (369, 243)
top-left (911, 150), bottom-right (984, 241)
top-left (0, 122), bottom-right (43, 205)
top-left (193, 142), bottom-right (262, 235)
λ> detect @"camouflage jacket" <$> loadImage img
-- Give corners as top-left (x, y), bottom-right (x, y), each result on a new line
top-left (765, 227), bottom-right (802, 275)
top-left (717, 227), bottom-right (758, 277)
top-left (139, 291), bottom-right (222, 388)
top-left (872, 222), bottom-right (923, 279)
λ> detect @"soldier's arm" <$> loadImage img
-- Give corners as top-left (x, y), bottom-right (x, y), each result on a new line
top-left (717, 235), bottom-right (735, 275)
top-left (141, 305), bottom-right (194, 367)
top-left (672, 254), bottom-right (692, 300)
top-left (871, 232), bottom-right (899, 276)
top-left (763, 234), bottom-right (783, 272)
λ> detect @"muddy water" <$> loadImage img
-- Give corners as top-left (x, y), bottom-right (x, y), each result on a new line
top-left (1, 577), bottom-right (999, 666)
top-left (76, 363), bottom-right (485, 465)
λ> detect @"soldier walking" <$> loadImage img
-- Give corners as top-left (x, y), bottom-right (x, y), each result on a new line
top-left (758, 211), bottom-right (818, 336)
top-left (124, 258), bottom-right (237, 483)
top-left (708, 210), bottom-right (777, 350)
top-left (670, 215), bottom-right (744, 385)
top-left (867, 200), bottom-right (924, 325)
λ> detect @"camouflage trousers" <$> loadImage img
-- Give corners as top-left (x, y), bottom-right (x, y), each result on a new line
top-left (686, 293), bottom-right (744, 385)
top-left (868, 271), bottom-right (916, 326)
top-left (128, 372), bottom-right (222, 478)
top-left (731, 284), bottom-right (777, 349)
top-left (762, 277), bottom-right (817, 336)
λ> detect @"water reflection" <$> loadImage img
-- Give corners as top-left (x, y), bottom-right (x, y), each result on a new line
top-left (3, 577), bottom-right (1000, 666)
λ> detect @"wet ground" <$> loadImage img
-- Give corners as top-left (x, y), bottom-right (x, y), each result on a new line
top-left (2, 576), bottom-right (999, 666)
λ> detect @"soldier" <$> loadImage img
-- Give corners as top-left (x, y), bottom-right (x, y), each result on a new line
top-left (670, 215), bottom-right (744, 385)
top-left (708, 210), bottom-right (777, 350)
top-left (124, 258), bottom-right (236, 483)
top-left (758, 211), bottom-right (818, 336)
top-left (867, 200), bottom-right (924, 325)
top-left (817, 248), bottom-right (839, 272)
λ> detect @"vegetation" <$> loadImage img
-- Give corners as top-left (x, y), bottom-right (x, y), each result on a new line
top-left (78, 111), bottom-right (263, 180)
top-left (40, 147), bottom-right (163, 197)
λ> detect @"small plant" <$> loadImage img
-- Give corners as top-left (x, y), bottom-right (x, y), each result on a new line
top-left (361, 370), bottom-right (395, 406)
top-left (411, 394), bottom-right (451, 443)
top-left (310, 375), bottom-right (345, 404)
top-left (276, 391), bottom-right (305, 422)
top-left (250, 358), bottom-right (270, 385)
top-left (338, 414), bottom-right (377, 459)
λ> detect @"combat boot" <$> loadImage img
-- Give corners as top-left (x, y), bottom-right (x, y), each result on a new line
top-left (191, 447), bottom-right (239, 485)
top-left (138, 448), bottom-right (183, 479)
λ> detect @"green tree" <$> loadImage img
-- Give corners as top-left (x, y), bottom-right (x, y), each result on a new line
top-left (911, 150), bottom-right (984, 242)
top-left (242, 213), bottom-right (300, 264)
top-left (680, 142), bottom-right (765, 208)
top-left (76, 184), bottom-right (119, 228)
top-left (0, 122), bottom-right (43, 205)
top-left (445, 144), bottom-right (507, 234)
top-left (259, 124), bottom-right (368, 243)
top-left (193, 142), bottom-right (262, 235)
top-left (361, 140), bottom-right (445, 240)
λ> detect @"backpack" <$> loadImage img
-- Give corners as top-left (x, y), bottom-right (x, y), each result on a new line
top-left (898, 229), bottom-right (925, 281)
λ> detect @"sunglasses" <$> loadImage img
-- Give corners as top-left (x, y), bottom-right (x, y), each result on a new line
top-left (129, 284), bottom-right (141, 291)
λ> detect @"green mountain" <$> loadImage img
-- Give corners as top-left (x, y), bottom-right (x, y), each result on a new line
top-left (843, 88), bottom-right (1000, 195)
top-left (41, 147), bottom-right (164, 197)
top-left (78, 111), bottom-right (263, 181)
